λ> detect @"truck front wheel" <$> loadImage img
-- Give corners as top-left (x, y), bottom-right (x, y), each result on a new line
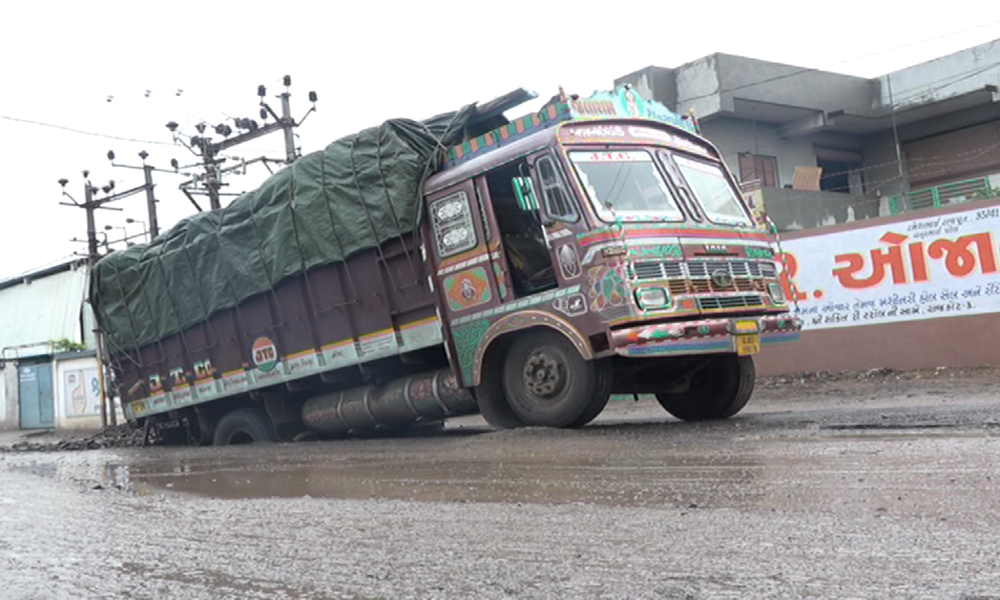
top-left (655, 355), bottom-right (755, 421)
top-left (212, 408), bottom-right (276, 445)
top-left (475, 353), bottom-right (526, 430)
top-left (502, 330), bottom-right (612, 428)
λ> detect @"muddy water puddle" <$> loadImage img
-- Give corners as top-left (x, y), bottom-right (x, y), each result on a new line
top-left (64, 425), bottom-right (775, 508)
top-left (102, 450), bottom-right (770, 507)
top-left (6, 412), bottom-right (996, 519)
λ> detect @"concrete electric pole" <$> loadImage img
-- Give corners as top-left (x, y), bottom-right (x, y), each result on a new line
top-left (167, 75), bottom-right (317, 211)
top-left (59, 173), bottom-right (125, 265)
top-left (105, 149), bottom-right (180, 239)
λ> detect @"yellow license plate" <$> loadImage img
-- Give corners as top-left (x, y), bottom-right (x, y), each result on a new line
top-left (736, 333), bottom-right (760, 356)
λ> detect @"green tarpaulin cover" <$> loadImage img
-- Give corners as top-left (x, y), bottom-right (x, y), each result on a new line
top-left (91, 106), bottom-right (475, 353)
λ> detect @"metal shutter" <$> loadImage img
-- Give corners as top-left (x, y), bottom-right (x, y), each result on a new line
top-left (903, 120), bottom-right (1000, 189)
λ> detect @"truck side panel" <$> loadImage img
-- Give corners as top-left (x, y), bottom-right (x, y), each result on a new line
top-left (116, 232), bottom-right (443, 421)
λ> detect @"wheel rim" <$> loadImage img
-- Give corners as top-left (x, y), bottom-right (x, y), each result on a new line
top-left (521, 348), bottom-right (566, 401)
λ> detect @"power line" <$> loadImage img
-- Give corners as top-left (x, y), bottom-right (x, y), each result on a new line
top-left (0, 114), bottom-right (174, 146)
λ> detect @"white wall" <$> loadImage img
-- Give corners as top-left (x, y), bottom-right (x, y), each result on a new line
top-left (0, 365), bottom-right (6, 428)
top-left (0, 265), bottom-right (90, 355)
top-left (53, 355), bottom-right (106, 430)
top-left (0, 364), bottom-right (16, 431)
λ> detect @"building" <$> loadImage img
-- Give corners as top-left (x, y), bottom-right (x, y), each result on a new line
top-left (615, 39), bottom-right (1000, 230)
top-left (0, 259), bottom-right (111, 431)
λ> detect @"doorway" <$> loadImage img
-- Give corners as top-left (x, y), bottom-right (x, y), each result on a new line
top-left (18, 361), bottom-right (55, 429)
top-left (484, 160), bottom-right (557, 297)
top-left (815, 148), bottom-right (864, 195)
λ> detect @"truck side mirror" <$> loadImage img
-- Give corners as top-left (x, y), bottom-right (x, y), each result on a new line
top-left (512, 177), bottom-right (539, 211)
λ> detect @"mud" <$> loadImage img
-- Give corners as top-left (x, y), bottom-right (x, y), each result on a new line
top-left (0, 424), bottom-right (148, 453)
top-left (1, 367), bottom-right (999, 599)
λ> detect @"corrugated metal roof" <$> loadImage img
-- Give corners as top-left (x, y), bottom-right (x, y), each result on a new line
top-left (0, 261), bottom-right (92, 357)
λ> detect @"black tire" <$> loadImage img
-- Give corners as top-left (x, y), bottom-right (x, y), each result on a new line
top-left (212, 408), bottom-right (276, 446)
top-left (566, 362), bottom-right (613, 428)
top-left (502, 329), bottom-right (613, 428)
top-left (655, 355), bottom-right (755, 421)
top-left (475, 353), bottom-right (525, 430)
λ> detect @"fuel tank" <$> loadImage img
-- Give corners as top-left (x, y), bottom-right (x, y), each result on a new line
top-left (301, 368), bottom-right (479, 437)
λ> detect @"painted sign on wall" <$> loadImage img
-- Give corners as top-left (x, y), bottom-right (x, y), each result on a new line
top-left (64, 368), bottom-right (101, 418)
top-left (779, 204), bottom-right (1000, 330)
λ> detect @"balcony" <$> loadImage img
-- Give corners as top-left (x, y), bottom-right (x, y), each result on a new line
top-left (760, 187), bottom-right (877, 232)
top-left (888, 177), bottom-right (999, 216)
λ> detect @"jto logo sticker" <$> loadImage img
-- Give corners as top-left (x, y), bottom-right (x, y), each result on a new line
top-left (252, 337), bottom-right (278, 372)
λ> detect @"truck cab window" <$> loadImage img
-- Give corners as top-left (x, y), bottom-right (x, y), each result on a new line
top-left (485, 160), bottom-right (557, 297)
top-left (536, 156), bottom-right (578, 222)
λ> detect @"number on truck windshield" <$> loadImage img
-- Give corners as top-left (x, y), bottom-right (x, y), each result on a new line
top-left (671, 155), bottom-right (753, 226)
top-left (569, 151), bottom-right (683, 222)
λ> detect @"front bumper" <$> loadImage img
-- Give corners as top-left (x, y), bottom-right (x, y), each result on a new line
top-left (610, 314), bottom-right (802, 357)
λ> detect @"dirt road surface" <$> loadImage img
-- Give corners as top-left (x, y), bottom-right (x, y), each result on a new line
top-left (1, 367), bottom-right (999, 599)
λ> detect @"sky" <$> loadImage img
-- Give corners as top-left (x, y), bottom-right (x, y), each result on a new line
top-left (3, 1), bottom-right (1000, 281)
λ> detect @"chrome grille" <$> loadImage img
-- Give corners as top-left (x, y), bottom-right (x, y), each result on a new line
top-left (632, 259), bottom-right (776, 294)
top-left (687, 260), bottom-right (776, 279)
top-left (698, 295), bottom-right (765, 310)
top-left (632, 261), bottom-right (684, 280)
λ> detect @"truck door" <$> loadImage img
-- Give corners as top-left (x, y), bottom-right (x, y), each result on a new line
top-left (481, 153), bottom-right (587, 306)
top-left (481, 152), bottom-right (581, 300)
top-left (527, 152), bottom-right (587, 293)
top-left (425, 180), bottom-right (504, 324)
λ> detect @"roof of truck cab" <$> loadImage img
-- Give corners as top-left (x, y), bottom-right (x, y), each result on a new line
top-left (423, 127), bottom-right (558, 195)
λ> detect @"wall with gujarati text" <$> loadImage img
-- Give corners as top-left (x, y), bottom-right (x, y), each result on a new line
top-left (757, 199), bottom-right (1000, 375)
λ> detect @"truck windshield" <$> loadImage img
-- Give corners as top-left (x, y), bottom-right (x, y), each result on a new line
top-left (671, 154), bottom-right (753, 226)
top-left (569, 150), bottom-right (683, 222)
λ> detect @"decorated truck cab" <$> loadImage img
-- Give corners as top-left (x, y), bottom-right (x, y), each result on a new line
top-left (424, 87), bottom-right (800, 428)
top-left (91, 85), bottom-right (800, 444)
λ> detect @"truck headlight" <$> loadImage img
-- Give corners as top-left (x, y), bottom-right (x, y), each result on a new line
top-left (768, 282), bottom-right (786, 304)
top-left (636, 287), bottom-right (670, 310)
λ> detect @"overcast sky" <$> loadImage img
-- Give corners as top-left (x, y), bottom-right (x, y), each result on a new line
top-left (3, 1), bottom-right (1000, 281)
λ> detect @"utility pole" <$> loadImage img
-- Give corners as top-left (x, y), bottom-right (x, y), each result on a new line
top-left (59, 173), bottom-right (130, 430)
top-left (142, 163), bottom-right (159, 238)
top-left (280, 87), bottom-right (297, 163)
top-left (167, 75), bottom-right (317, 211)
top-left (887, 75), bottom-right (907, 194)
top-left (107, 149), bottom-right (181, 238)
top-left (59, 173), bottom-right (125, 265)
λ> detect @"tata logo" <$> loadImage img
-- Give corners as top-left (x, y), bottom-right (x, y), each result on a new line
top-left (703, 244), bottom-right (730, 254)
top-left (711, 269), bottom-right (735, 288)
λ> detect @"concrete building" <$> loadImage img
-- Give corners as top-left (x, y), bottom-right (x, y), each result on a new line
top-left (0, 259), bottom-right (113, 431)
top-left (616, 39), bottom-right (1000, 230)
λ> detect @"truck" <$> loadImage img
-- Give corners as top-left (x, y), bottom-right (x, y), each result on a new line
top-left (90, 85), bottom-right (802, 445)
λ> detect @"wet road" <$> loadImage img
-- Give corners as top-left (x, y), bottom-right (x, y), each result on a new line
top-left (2, 374), bottom-right (1000, 599)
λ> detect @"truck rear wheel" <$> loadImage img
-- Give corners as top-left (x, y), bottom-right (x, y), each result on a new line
top-left (501, 330), bottom-right (612, 428)
top-left (212, 408), bottom-right (276, 446)
top-left (655, 355), bottom-right (755, 421)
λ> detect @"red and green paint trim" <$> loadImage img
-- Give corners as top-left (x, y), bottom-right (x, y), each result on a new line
top-left (445, 86), bottom-right (698, 168)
